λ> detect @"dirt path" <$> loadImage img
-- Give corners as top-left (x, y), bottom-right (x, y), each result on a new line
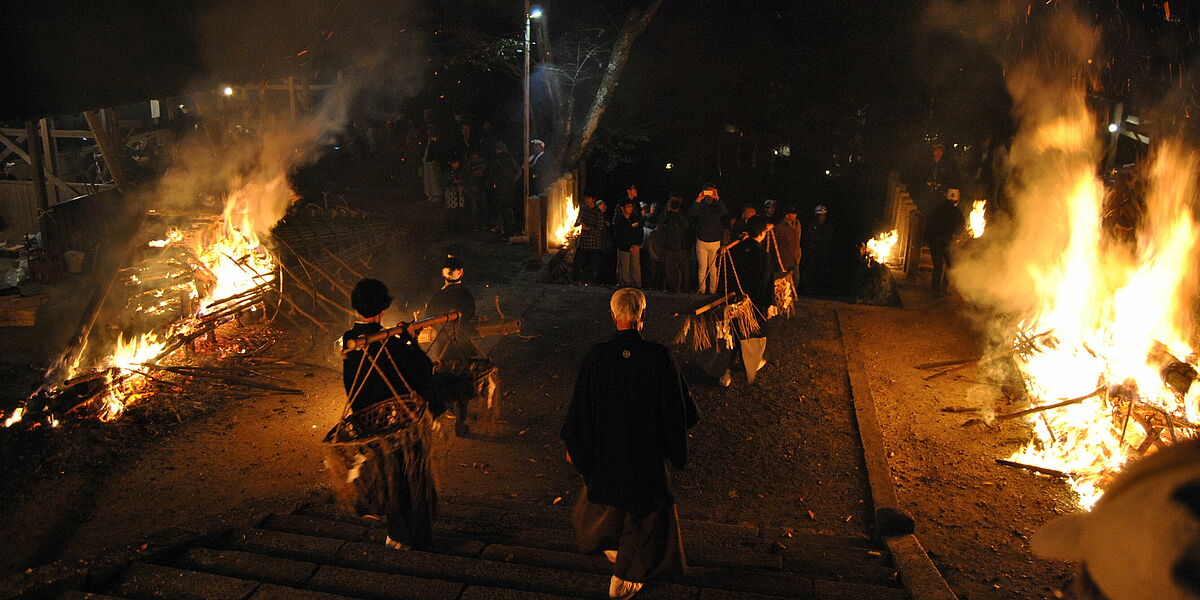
top-left (841, 278), bottom-right (1075, 599)
top-left (437, 286), bottom-right (873, 539)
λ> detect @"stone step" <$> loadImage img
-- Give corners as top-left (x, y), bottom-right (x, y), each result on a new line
top-left (214, 530), bottom-right (697, 599)
top-left (112, 562), bottom-right (260, 600)
top-left (440, 497), bottom-right (877, 551)
top-left (290, 502), bottom-right (888, 574)
top-left (210, 526), bottom-right (900, 599)
top-left (479, 543), bottom-right (899, 589)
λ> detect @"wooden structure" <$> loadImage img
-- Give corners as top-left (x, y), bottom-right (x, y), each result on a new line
top-left (883, 171), bottom-right (921, 278)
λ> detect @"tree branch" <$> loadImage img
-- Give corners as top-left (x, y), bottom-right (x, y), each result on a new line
top-left (568, 0), bottom-right (663, 167)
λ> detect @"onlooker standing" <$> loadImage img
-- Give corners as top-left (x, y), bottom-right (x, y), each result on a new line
top-left (562, 288), bottom-right (699, 600)
top-left (466, 150), bottom-right (488, 230)
top-left (658, 196), bottom-right (692, 293)
top-left (597, 199), bottom-right (618, 286)
top-left (762, 199), bottom-right (778, 223)
top-left (801, 205), bottom-right (834, 295)
top-left (421, 125), bottom-right (445, 204)
top-left (774, 205), bottom-right (802, 287)
top-left (490, 142), bottom-right (521, 236)
top-left (612, 201), bottom-right (643, 288)
top-left (444, 159), bottom-right (467, 231)
top-left (529, 139), bottom-right (548, 195)
top-left (574, 195), bottom-right (605, 284)
top-left (926, 187), bottom-right (965, 298)
top-left (690, 185), bottom-right (727, 294)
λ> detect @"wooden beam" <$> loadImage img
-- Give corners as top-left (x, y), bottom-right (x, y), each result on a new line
top-left (0, 130), bottom-right (84, 199)
top-left (0, 128), bottom-right (93, 139)
top-left (25, 122), bottom-right (49, 212)
top-left (0, 134), bottom-right (25, 163)
top-left (83, 110), bottom-right (131, 194)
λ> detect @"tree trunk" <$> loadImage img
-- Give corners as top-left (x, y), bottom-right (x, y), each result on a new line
top-left (567, 0), bottom-right (662, 167)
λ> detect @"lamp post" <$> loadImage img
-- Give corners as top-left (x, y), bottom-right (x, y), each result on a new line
top-left (523, 3), bottom-right (542, 241)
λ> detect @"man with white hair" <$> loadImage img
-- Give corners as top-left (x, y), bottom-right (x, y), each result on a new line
top-left (562, 288), bottom-right (700, 599)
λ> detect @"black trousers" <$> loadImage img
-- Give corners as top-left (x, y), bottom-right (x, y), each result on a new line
top-left (571, 487), bottom-right (686, 583)
top-left (930, 242), bottom-right (951, 294)
top-left (664, 250), bottom-right (690, 293)
top-left (575, 248), bottom-right (601, 283)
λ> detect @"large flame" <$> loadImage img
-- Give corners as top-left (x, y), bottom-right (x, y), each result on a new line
top-left (968, 200), bottom-right (987, 238)
top-left (864, 229), bottom-right (898, 264)
top-left (58, 179), bottom-right (283, 422)
top-left (984, 106), bottom-right (1200, 508)
top-left (549, 195), bottom-right (581, 247)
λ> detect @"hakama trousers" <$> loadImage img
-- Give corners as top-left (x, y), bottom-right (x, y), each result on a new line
top-left (571, 487), bottom-right (687, 583)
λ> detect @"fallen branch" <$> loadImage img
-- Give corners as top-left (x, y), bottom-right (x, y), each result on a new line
top-left (923, 330), bottom-right (1053, 381)
top-left (995, 459), bottom-right (1071, 479)
top-left (962, 388), bottom-right (1103, 428)
top-left (142, 364), bottom-right (303, 395)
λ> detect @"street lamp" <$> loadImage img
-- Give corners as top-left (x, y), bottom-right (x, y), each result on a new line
top-left (523, 3), bottom-right (543, 240)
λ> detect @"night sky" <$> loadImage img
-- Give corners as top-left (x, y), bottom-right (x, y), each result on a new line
top-left (2, 0), bottom-right (1197, 206)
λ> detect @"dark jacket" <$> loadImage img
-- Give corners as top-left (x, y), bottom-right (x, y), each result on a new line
top-left (730, 238), bottom-right (772, 312)
top-left (689, 199), bottom-right (728, 243)
top-left (773, 220), bottom-right (801, 269)
top-left (342, 322), bottom-right (440, 415)
top-left (562, 330), bottom-right (699, 513)
top-left (611, 212), bottom-right (644, 252)
top-left (925, 200), bottom-right (965, 246)
top-left (658, 211), bottom-right (691, 252)
top-left (425, 281), bottom-right (476, 323)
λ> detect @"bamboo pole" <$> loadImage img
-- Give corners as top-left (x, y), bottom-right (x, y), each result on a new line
top-left (342, 311), bottom-right (461, 354)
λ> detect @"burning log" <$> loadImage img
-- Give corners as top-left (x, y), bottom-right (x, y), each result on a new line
top-left (965, 388), bottom-right (1105, 428)
top-left (923, 330), bottom-right (1054, 381)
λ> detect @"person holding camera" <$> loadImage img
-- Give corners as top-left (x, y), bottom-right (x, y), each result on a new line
top-left (689, 185), bottom-right (727, 294)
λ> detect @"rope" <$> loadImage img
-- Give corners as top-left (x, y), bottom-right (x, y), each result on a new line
top-left (341, 333), bottom-right (420, 422)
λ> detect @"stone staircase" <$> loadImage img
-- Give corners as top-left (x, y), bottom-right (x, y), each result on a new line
top-left (35, 496), bottom-right (908, 600)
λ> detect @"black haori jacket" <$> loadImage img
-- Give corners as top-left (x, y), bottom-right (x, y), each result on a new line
top-left (562, 330), bottom-right (700, 513)
top-left (342, 322), bottom-right (440, 415)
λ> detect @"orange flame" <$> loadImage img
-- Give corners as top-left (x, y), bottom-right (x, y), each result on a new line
top-left (968, 200), bottom-right (987, 238)
top-left (864, 230), bottom-right (898, 264)
top-left (991, 110), bottom-right (1200, 508)
top-left (549, 194), bottom-right (581, 247)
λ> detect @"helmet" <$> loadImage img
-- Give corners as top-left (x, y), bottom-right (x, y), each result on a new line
top-left (814, 205), bottom-right (828, 215)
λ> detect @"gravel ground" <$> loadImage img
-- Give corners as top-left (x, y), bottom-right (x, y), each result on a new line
top-left (2, 194), bottom-right (1081, 600)
top-left (442, 286), bottom-right (873, 541)
top-left (841, 277), bottom-right (1077, 599)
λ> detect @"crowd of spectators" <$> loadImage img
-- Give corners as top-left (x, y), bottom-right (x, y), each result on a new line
top-left (571, 183), bottom-right (836, 296)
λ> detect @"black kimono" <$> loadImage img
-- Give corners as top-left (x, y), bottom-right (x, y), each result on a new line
top-left (562, 329), bottom-right (700, 582)
top-left (424, 281), bottom-right (478, 362)
top-left (728, 238), bottom-right (771, 383)
top-left (341, 322), bottom-right (441, 548)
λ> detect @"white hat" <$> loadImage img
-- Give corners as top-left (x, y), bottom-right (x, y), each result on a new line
top-left (814, 205), bottom-right (828, 215)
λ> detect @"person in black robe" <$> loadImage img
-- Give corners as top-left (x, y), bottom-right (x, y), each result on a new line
top-left (423, 254), bottom-right (478, 362)
top-left (562, 288), bottom-right (700, 600)
top-left (719, 216), bottom-right (773, 386)
top-left (341, 278), bottom-right (442, 550)
top-left (925, 187), bottom-right (966, 298)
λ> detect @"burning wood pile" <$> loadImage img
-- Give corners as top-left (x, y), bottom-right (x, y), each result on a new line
top-left (948, 44), bottom-right (1200, 508)
top-left (2, 191), bottom-right (391, 431)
